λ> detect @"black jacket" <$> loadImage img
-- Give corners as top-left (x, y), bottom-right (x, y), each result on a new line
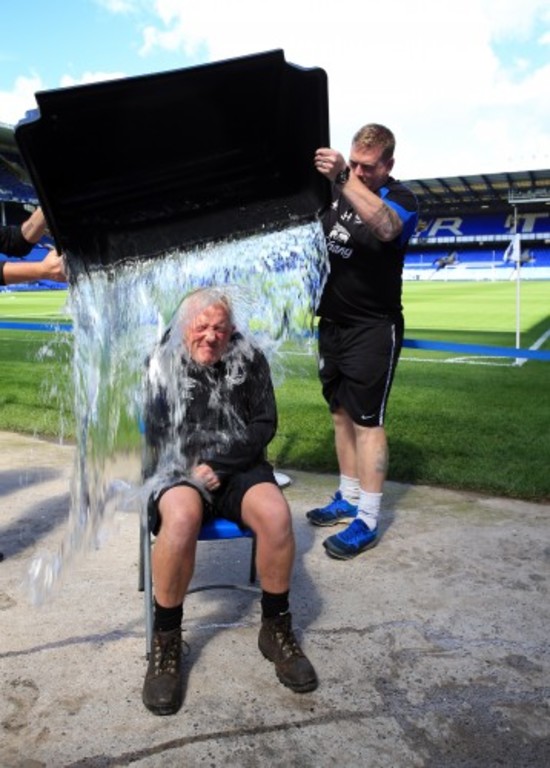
top-left (143, 331), bottom-right (277, 482)
top-left (0, 224), bottom-right (33, 257)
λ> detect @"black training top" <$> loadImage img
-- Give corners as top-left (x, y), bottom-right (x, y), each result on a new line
top-left (317, 177), bottom-right (418, 323)
top-left (0, 224), bottom-right (35, 285)
top-left (0, 224), bottom-right (33, 257)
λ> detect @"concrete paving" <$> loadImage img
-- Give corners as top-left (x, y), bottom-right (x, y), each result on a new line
top-left (0, 430), bottom-right (549, 768)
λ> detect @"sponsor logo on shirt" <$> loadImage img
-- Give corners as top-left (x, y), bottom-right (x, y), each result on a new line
top-left (328, 222), bottom-right (353, 258)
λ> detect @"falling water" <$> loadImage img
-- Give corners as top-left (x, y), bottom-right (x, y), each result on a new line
top-left (26, 220), bottom-right (328, 604)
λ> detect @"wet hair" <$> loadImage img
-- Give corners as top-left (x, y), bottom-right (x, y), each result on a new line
top-left (179, 287), bottom-right (235, 330)
top-left (352, 123), bottom-right (395, 163)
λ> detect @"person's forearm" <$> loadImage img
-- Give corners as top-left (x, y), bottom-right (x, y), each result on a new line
top-left (20, 208), bottom-right (47, 244)
top-left (2, 260), bottom-right (46, 285)
top-left (340, 176), bottom-right (403, 242)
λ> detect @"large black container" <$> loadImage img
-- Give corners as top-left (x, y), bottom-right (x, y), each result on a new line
top-left (15, 49), bottom-right (330, 270)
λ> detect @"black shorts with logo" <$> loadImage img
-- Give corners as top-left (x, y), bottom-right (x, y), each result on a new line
top-left (318, 316), bottom-right (403, 427)
top-left (148, 460), bottom-right (277, 536)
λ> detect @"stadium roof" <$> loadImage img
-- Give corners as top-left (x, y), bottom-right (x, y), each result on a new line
top-left (0, 121), bottom-right (37, 204)
top-left (1, 121), bottom-right (549, 215)
top-left (403, 169), bottom-right (550, 216)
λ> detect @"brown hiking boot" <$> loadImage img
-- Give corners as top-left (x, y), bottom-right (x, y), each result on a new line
top-left (258, 612), bottom-right (318, 693)
top-left (142, 628), bottom-right (183, 715)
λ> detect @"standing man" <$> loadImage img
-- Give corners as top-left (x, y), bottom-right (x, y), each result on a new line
top-left (306, 124), bottom-right (418, 560)
top-left (142, 287), bottom-right (317, 716)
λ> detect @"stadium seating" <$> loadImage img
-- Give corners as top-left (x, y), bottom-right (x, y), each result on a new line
top-left (0, 150), bottom-right (37, 204)
top-left (2, 154), bottom-right (549, 285)
top-left (406, 207), bottom-right (550, 281)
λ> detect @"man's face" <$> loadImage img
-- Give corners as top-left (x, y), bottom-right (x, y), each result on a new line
top-left (348, 143), bottom-right (394, 192)
top-left (184, 303), bottom-right (234, 366)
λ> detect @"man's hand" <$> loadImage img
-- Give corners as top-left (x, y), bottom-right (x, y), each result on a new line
top-left (314, 147), bottom-right (347, 183)
top-left (39, 248), bottom-right (67, 282)
top-left (191, 463), bottom-right (220, 491)
top-left (2, 248), bottom-right (67, 285)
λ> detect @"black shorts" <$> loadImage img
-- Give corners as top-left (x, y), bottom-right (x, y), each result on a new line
top-left (148, 460), bottom-right (277, 536)
top-left (318, 316), bottom-right (403, 427)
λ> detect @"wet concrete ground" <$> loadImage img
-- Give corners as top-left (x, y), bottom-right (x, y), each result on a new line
top-left (0, 430), bottom-right (549, 767)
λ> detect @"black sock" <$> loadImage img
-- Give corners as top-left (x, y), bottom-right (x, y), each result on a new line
top-left (261, 590), bottom-right (290, 619)
top-left (153, 600), bottom-right (183, 632)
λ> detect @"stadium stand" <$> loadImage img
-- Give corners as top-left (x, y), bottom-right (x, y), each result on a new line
top-left (405, 170), bottom-right (550, 280)
top-left (0, 122), bottom-right (37, 207)
top-left (1, 120), bottom-right (549, 285)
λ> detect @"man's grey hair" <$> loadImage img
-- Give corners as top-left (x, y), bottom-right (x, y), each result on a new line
top-left (179, 287), bottom-right (235, 330)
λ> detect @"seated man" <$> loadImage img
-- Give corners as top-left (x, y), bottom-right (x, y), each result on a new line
top-left (142, 287), bottom-right (317, 716)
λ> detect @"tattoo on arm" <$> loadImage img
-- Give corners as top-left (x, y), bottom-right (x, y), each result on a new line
top-left (370, 203), bottom-right (403, 242)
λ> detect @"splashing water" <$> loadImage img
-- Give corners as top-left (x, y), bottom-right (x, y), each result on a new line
top-left (26, 221), bottom-right (328, 604)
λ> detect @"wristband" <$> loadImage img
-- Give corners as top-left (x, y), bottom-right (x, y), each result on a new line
top-left (335, 168), bottom-right (350, 186)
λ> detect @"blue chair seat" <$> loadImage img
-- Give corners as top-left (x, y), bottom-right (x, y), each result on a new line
top-left (198, 517), bottom-right (253, 541)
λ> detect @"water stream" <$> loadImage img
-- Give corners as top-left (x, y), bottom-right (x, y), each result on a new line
top-left (26, 220), bottom-right (327, 604)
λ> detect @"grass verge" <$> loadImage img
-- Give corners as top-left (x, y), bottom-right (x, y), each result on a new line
top-left (1, 285), bottom-right (549, 502)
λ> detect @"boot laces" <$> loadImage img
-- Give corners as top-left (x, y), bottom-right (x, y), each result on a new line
top-left (152, 632), bottom-right (181, 676)
top-left (274, 620), bottom-right (304, 660)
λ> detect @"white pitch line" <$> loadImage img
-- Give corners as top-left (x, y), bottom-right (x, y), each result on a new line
top-left (514, 326), bottom-right (550, 367)
top-left (400, 355), bottom-right (514, 367)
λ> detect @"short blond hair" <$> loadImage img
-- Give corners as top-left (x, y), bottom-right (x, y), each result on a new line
top-left (352, 123), bottom-right (395, 163)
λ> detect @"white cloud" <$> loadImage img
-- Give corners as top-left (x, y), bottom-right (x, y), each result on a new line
top-left (136, 0), bottom-right (550, 178)
top-left (0, 71), bottom-right (129, 128)
top-left (0, 75), bottom-right (44, 126)
top-left (2, 0), bottom-right (548, 178)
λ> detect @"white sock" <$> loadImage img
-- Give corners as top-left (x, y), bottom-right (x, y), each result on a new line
top-left (357, 490), bottom-right (382, 531)
top-left (339, 474), bottom-right (360, 505)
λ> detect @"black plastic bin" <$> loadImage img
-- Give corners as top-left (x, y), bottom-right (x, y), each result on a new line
top-left (15, 49), bottom-right (330, 271)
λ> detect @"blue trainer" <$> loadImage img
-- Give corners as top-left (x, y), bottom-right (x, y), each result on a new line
top-left (323, 519), bottom-right (378, 560)
top-left (306, 491), bottom-right (358, 527)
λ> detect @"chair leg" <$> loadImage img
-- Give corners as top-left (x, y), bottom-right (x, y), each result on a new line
top-left (249, 536), bottom-right (257, 584)
top-left (140, 511), bottom-right (154, 659)
top-left (138, 522), bottom-right (144, 592)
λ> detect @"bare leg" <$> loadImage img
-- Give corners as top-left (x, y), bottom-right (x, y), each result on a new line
top-left (354, 423), bottom-right (388, 493)
top-left (241, 482), bottom-right (294, 594)
top-left (143, 484), bottom-right (203, 715)
top-left (245, 482), bottom-right (318, 693)
top-left (332, 407), bottom-right (388, 493)
top-left (152, 485), bottom-right (203, 607)
top-left (332, 407), bottom-right (358, 478)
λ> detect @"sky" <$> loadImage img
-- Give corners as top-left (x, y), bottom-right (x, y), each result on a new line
top-left (1, 0), bottom-right (549, 180)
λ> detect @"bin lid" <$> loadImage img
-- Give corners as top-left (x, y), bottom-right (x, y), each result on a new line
top-left (15, 49), bottom-right (330, 269)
